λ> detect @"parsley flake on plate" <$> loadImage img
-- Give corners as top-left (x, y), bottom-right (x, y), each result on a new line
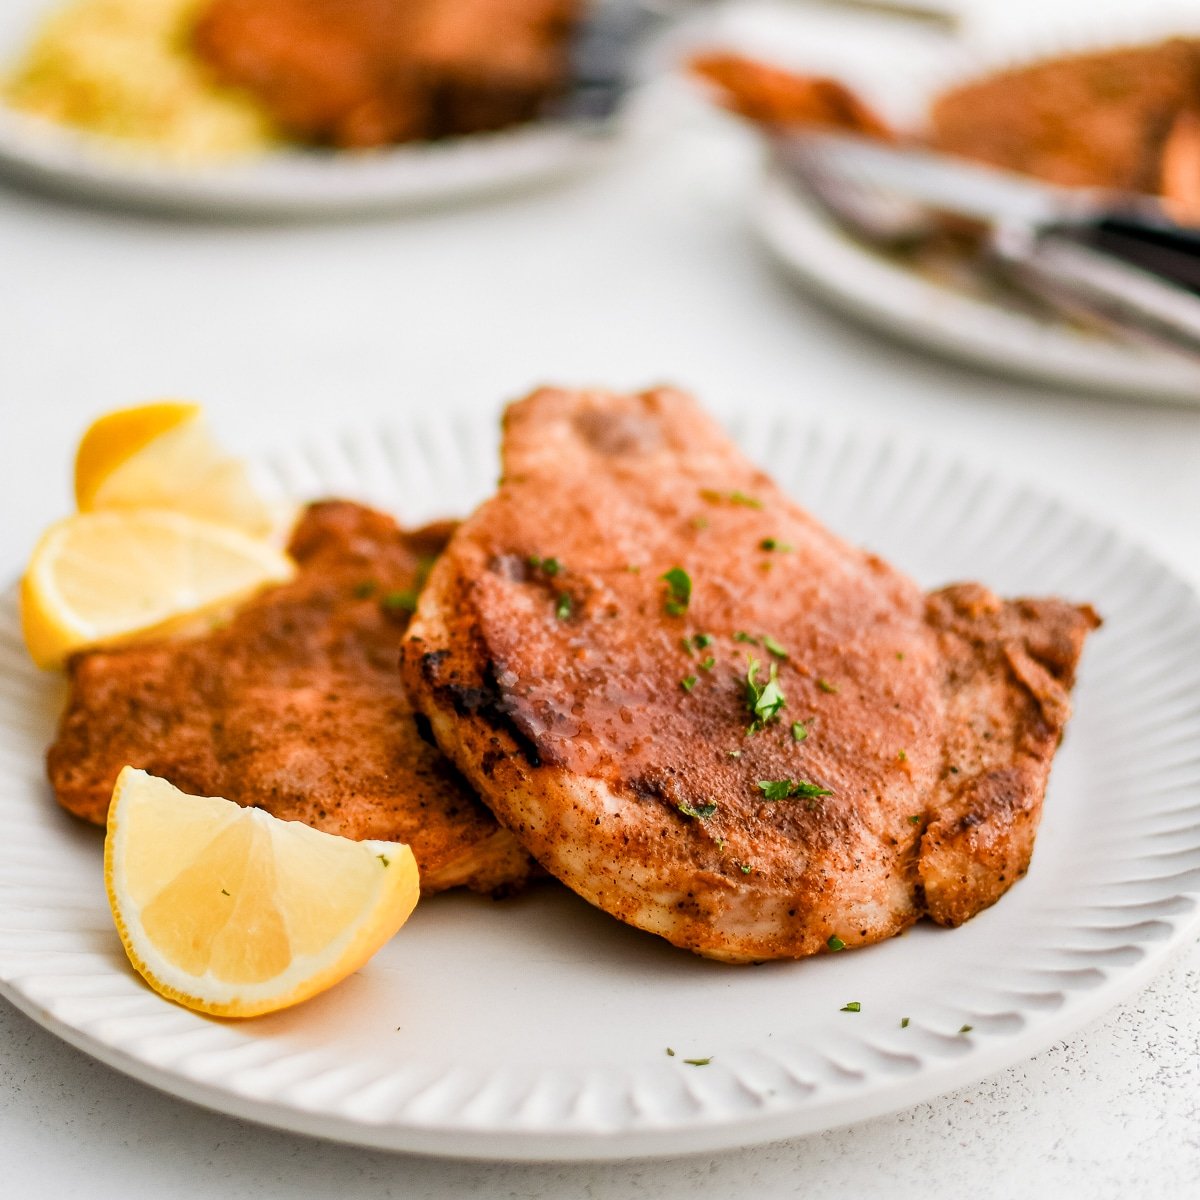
top-left (841, 1002), bottom-right (861, 1013)
top-left (683, 1057), bottom-right (712, 1066)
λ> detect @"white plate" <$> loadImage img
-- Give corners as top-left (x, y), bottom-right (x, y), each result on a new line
top-left (0, 0), bottom-right (628, 217)
top-left (753, 168), bottom-right (1200, 405)
top-left (707, 1), bottom-right (1200, 402)
top-left (3, 414), bottom-right (1200, 1160)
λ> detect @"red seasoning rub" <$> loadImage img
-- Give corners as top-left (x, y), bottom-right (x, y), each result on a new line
top-left (191, 0), bottom-right (581, 148)
top-left (401, 387), bottom-right (1098, 962)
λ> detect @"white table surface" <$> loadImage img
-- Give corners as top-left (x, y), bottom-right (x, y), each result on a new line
top-left (3, 2), bottom-right (1200, 1195)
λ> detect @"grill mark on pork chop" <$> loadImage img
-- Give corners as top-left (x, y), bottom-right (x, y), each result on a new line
top-left (47, 500), bottom-right (532, 895)
top-left (401, 387), bottom-right (1098, 960)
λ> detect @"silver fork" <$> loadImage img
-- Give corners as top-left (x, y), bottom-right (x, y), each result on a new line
top-left (777, 133), bottom-right (1200, 362)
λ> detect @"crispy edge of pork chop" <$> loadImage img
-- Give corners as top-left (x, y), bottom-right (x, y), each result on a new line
top-left (46, 500), bottom-right (532, 896)
top-left (401, 387), bottom-right (1099, 960)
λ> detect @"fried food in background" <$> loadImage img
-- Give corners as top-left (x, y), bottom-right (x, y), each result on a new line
top-left (49, 500), bottom-right (533, 896)
top-left (930, 39), bottom-right (1200, 193)
top-left (3, 0), bottom-right (275, 161)
top-left (191, 0), bottom-right (581, 148)
top-left (692, 38), bottom-right (1200, 217)
top-left (690, 53), bottom-right (894, 140)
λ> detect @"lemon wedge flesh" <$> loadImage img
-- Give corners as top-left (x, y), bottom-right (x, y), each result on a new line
top-left (75, 400), bottom-right (276, 537)
top-left (21, 508), bottom-right (294, 668)
top-left (105, 768), bottom-right (420, 1018)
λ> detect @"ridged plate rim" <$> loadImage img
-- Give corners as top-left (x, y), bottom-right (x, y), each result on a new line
top-left (2, 412), bottom-right (1200, 1161)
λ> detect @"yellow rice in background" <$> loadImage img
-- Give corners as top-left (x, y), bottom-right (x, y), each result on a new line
top-left (3, 0), bottom-right (276, 161)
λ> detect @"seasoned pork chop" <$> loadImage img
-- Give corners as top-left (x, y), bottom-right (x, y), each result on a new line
top-left (402, 388), bottom-right (1098, 959)
top-left (48, 500), bottom-right (531, 895)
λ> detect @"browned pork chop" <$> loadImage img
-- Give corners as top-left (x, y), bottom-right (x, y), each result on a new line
top-left (402, 388), bottom-right (1098, 959)
top-left (48, 500), bottom-right (531, 895)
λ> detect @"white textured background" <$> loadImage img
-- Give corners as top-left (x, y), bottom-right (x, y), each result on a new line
top-left (2, 0), bottom-right (1200, 1195)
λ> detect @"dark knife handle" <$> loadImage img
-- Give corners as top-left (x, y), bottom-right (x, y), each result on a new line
top-left (991, 218), bottom-right (1200, 362)
top-left (1060, 214), bottom-right (1200, 296)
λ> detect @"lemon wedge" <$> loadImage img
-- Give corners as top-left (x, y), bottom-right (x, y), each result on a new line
top-left (21, 508), bottom-right (294, 668)
top-left (105, 768), bottom-right (420, 1018)
top-left (74, 401), bottom-right (277, 537)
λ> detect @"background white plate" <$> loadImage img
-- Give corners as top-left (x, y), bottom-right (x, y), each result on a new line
top-left (0, 0), bottom-right (638, 216)
top-left (702, 1), bottom-right (1200, 402)
top-left (753, 169), bottom-right (1200, 404)
top-left (2, 415), bottom-right (1200, 1160)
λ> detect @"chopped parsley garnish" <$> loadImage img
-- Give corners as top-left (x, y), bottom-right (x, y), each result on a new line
top-left (760, 538), bottom-right (793, 552)
top-left (353, 581), bottom-right (377, 599)
top-left (897, 749), bottom-right (907, 762)
top-left (699, 655), bottom-right (716, 672)
top-left (626, 564), bottom-right (641, 574)
top-left (733, 631), bottom-right (759, 645)
top-left (691, 516), bottom-right (710, 530)
top-left (555, 593), bottom-right (572, 620)
top-left (816, 678), bottom-right (839, 694)
top-left (792, 721), bottom-right (808, 742)
top-left (677, 801), bottom-right (717, 820)
top-left (699, 488), bottom-right (763, 509)
top-left (377, 854), bottom-right (390, 868)
top-left (896, 651), bottom-right (905, 660)
top-left (959, 1024), bottom-right (973, 1035)
top-left (661, 567), bottom-right (692, 616)
top-left (729, 491), bottom-right (763, 509)
top-left (763, 634), bottom-right (788, 659)
top-left (665, 1047), bottom-right (675, 1057)
top-left (841, 1002), bottom-right (861, 1013)
top-left (726, 749), bottom-right (742, 759)
top-left (681, 636), bottom-right (695, 657)
top-left (737, 862), bottom-right (753, 875)
top-left (901, 1017), bottom-right (910, 1029)
top-left (683, 1057), bottom-right (712, 1066)
top-left (527, 554), bottom-right (562, 576)
top-left (744, 658), bottom-right (786, 732)
top-left (681, 674), bottom-right (698, 692)
top-left (757, 779), bottom-right (832, 801)
top-left (827, 935), bottom-right (845, 952)
top-left (908, 814), bottom-right (922, 825)
top-left (381, 590), bottom-right (418, 614)
top-left (693, 633), bottom-right (713, 649)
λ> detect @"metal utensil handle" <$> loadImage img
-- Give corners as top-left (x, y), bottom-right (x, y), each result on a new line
top-left (992, 223), bottom-right (1200, 363)
top-left (1070, 215), bottom-right (1200, 295)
